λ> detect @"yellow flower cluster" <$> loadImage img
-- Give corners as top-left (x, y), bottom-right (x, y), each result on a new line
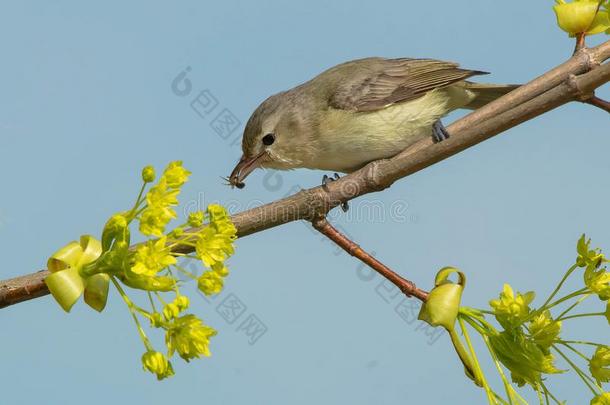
top-left (454, 235), bottom-right (610, 402)
top-left (194, 205), bottom-right (236, 296)
top-left (139, 161), bottom-right (191, 237)
top-left (489, 284), bottom-right (535, 330)
top-left (46, 161), bottom-right (238, 381)
top-left (165, 314), bottom-right (217, 361)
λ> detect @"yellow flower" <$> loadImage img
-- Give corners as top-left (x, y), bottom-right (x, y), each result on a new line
top-left (196, 226), bottom-right (236, 268)
top-left (605, 301), bottom-right (610, 325)
top-left (175, 295), bottom-right (189, 311)
top-left (141, 351), bottom-right (174, 380)
top-left (141, 165), bottom-right (156, 183)
top-left (554, 0), bottom-right (606, 35)
top-left (146, 178), bottom-right (179, 209)
top-left (165, 314), bottom-right (217, 361)
top-left (587, 7), bottom-right (610, 34)
top-left (590, 346), bottom-right (610, 385)
top-left (198, 270), bottom-right (224, 296)
top-left (162, 161), bottom-right (191, 188)
top-left (208, 204), bottom-right (231, 223)
top-left (584, 265), bottom-right (610, 300)
top-left (188, 211), bottom-right (205, 227)
top-left (163, 303), bottom-right (180, 320)
top-left (591, 392), bottom-right (610, 405)
top-left (131, 236), bottom-right (176, 277)
top-left (529, 311), bottom-right (562, 351)
top-left (163, 296), bottom-right (190, 320)
top-left (489, 331), bottom-right (563, 388)
top-left (489, 284), bottom-right (535, 330)
top-left (139, 205), bottom-right (175, 237)
top-left (211, 262), bottom-right (229, 277)
top-left (577, 234), bottom-right (607, 268)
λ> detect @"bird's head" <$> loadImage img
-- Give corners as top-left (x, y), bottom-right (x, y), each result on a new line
top-left (228, 91), bottom-right (312, 188)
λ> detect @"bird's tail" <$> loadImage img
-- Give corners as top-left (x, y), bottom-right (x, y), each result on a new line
top-left (461, 82), bottom-right (520, 110)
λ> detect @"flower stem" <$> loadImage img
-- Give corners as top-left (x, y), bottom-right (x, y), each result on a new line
top-left (481, 334), bottom-right (528, 405)
top-left (552, 344), bottom-right (600, 395)
top-left (111, 276), bottom-right (153, 351)
top-left (557, 311), bottom-right (604, 321)
top-left (544, 288), bottom-right (589, 312)
top-left (128, 182), bottom-right (148, 220)
top-left (555, 293), bottom-right (592, 320)
top-left (559, 342), bottom-right (591, 362)
top-left (558, 339), bottom-right (606, 347)
top-left (540, 264), bottom-right (578, 309)
top-left (540, 382), bottom-right (562, 405)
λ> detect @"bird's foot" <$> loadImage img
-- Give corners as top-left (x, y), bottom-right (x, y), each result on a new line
top-left (321, 173), bottom-right (349, 212)
top-left (432, 120), bottom-right (450, 143)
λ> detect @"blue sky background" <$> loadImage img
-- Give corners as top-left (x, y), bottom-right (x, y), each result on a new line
top-left (1, 1), bottom-right (609, 404)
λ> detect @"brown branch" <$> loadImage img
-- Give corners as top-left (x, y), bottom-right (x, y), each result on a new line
top-left (1, 40), bottom-right (610, 310)
top-left (311, 217), bottom-right (429, 302)
top-left (585, 95), bottom-right (610, 113)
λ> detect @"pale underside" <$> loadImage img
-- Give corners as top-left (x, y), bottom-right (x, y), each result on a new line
top-left (270, 85), bottom-right (476, 173)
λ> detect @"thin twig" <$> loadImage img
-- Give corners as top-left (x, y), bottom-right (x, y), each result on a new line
top-left (574, 33), bottom-right (586, 54)
top-left (1, 40), bottom-right (609, 310)
top-left (311, 217), bottom-right (429, 302)
top-left (585, 95), bottom-right (610, 113)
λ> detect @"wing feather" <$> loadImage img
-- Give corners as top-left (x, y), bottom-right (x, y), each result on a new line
top-left (329, 58), bottom-right (488, 112)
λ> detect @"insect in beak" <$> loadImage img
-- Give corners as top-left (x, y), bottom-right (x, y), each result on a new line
top-left (227, 151), bottom-right (267, 189)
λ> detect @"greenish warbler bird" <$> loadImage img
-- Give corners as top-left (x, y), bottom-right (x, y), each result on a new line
top-left (229, 57), bottom-right (517, 188)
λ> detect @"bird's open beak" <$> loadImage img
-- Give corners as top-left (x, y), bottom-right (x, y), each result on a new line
top-left (228, 151), bottom-right (267, 189)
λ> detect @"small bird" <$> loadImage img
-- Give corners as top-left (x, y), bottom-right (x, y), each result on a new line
top-left (229, 57), bottom-right (516, 188)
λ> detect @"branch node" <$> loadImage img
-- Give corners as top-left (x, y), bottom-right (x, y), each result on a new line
top-left (566, 73), bottom-right (594, 101)
top-left (585, 95), bottom-right (610, 113)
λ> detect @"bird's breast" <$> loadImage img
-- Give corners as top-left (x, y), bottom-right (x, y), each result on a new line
top-left (307, 89), bottom-right (459, 172)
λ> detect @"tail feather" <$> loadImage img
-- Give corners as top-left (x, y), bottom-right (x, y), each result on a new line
top-left (461, 82), bottom-right (520, 110)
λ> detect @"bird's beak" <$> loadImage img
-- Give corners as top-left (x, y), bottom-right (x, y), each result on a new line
top-left (228, 151), bottom-right (267, 189)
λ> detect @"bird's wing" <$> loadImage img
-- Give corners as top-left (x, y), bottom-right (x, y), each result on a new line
top-left (329, 58), bottom-right (488, 112)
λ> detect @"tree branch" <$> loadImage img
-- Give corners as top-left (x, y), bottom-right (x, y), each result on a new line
top-left (1, 40), bottom-right (609, 310)
top-left (312, 217), bottom-right (429, 302)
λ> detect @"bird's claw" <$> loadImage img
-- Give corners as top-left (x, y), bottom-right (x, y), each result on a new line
top-left (321, 173), bottom-right (349, 212)
top-left (432, 120), bottom-right (450, 143)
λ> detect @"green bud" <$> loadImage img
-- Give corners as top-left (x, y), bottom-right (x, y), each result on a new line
top-left (418, 267), bottom-right (465, 330)
top-left (169, 227), bottom-right (184, 238)
top-left (142, 165), bottom-right (156, 183)
top-left (119, 274), bottom-right (175, 292)
top-left (101, 213), bottom-right (130, 251)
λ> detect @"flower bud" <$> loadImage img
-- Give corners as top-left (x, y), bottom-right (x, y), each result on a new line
top-left (120, 274), bottom-right (175, 291)
top-left (169, 227), bottom-right (184, 238)
top-left (188, 211), bottom-right (205, 227)
top-left (418, 267), bottom-right (465, 330)
top-left (175, 295), bottom-right (190, 311)
top-left (163, 303), bottom-right (180, 320)
top-left (142, 165), bottom-right (156, 183)
top-left (101, 213), bottom-right (130, 251)
top-left (141, 351), bottom-right (174, 380)
top-left (589, 346), bottom-right (610, 385)
top-left (554, 0), bottom-right (601, 35)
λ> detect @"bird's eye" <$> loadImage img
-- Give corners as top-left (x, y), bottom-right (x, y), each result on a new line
top-left (262, 133), bottom-right (275, 146)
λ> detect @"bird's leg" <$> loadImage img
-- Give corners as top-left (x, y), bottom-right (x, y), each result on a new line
top-left (432, 120), bottom-right (450, 143)
top-left (321, 173), bottom-right (349, 212)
